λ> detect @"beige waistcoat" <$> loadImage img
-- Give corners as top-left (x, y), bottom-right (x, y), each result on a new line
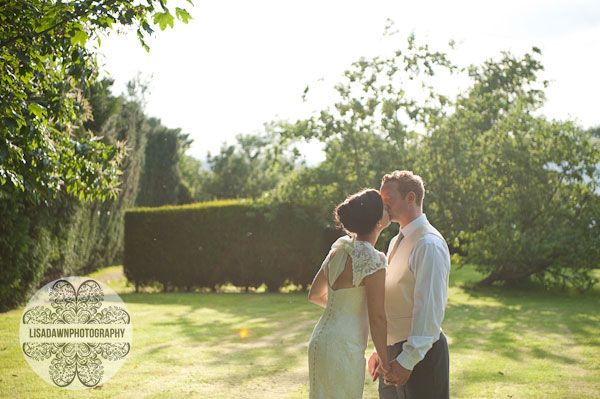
top-left (385, 222), bottom-right (444, 344)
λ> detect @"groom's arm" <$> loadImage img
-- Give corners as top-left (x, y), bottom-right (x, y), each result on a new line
top-left (395, 235), bottom-right (450, 370)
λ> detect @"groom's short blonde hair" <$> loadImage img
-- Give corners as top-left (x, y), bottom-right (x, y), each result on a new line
top-left (381, 170), bottom-right (425, 207)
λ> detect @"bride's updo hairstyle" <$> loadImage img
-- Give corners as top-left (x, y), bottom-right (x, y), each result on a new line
top-left (334, 189), bottom-right (384, 236)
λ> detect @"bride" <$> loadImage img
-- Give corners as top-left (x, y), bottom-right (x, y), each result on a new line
top-left (308, 188), bottom-right (391, 398)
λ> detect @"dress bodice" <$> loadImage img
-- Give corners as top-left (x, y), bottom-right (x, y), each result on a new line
top-left (311, 235), bottom-right (388, 348)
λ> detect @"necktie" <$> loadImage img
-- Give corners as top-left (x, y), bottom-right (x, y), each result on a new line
top-left (388, 232), bottom-right (404, 262)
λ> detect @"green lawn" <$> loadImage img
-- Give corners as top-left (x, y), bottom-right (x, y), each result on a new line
top-left (1, 265), bottom-right (599, 398)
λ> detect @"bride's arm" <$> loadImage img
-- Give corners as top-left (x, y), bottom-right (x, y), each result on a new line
top-left (308, 249), bottom-right (336, 308)
top-left (364, 269), bottom-right (390, 371)
top-left (308, 268), bottom-right (328, 308)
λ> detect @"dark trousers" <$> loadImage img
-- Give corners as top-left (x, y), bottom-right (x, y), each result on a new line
top-left (378, 332), bottom-right (449, 399)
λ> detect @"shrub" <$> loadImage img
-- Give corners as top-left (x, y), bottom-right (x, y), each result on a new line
top-left (124, 200), bottom-right (339, 292)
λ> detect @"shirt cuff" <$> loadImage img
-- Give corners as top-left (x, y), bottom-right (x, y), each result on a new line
top-left (396, 348), bottom-right (423, 371)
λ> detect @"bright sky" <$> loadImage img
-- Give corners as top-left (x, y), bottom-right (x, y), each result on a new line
top-left (97, 0), bottom-right (600, 165)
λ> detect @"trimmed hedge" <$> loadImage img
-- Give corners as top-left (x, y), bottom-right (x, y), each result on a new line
top-left (124, 200), bottom-right (341, 292)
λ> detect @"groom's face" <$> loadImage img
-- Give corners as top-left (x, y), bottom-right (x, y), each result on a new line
top-left (380, 181), bottom-right (406, 224)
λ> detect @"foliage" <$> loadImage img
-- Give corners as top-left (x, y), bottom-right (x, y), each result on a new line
top-left (195, 122), bottom-right (301, 201)
top-left (416, 48), bottom-right (549, 246)
top-left (179, 151), bottom-right (209, 202)
top-left (415, 49), bottom-right (600, 290)
top-left (135, 118), bottom-right (189, 207)
top-left (0, 195), bottom-right (49, 312)
top-left (0, 0), bottom-right (191, 205)
top-left (124, 200), bottom-right (338, 293)
top-left (273, 36), bottom-right (600, 289)
top-left (275, 34), bottom-right (457, 210)
top-left (0, 78), bottom-right (150, 311)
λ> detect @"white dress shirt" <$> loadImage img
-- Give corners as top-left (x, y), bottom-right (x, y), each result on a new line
top-left (394, 214), bottom-right (451, 370)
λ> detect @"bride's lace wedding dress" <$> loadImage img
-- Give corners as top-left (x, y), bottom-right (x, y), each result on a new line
top-left (308, 235), bottom-right (387, 399)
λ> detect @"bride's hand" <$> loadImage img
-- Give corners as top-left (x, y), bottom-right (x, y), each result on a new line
top-left (376, 360), bottom-right (391, 377)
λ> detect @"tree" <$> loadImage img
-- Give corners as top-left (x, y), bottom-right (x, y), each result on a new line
top-left (276, 34), bottom-right (456, 204)
top-left (415, 48), bottom-right (600, 290)
top-left (199, 123), bottom-right (301, 200)
top-left (271, 34), bottom-right (458, 250)
top-left (179, 152), bottom-right (210, 202)
top-left (136, 118), bottom-right (189, 207)
top-left (0, 0), bottom-right (192, 205)
top-left (0, 77), bottom-right (151, 311)
top-left (272, 35), bottom-right (599, 290)
top-left (466, 118), bottom-right (600, 291)
top-left (416, 48), bottom-right (549, 248)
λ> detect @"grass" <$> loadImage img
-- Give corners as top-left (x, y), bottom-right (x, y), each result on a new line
top-left (1, 265), bottom-right (599, 398)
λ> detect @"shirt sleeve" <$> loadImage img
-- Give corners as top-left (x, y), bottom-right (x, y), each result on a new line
top-left (396, 236), bottom-right (450, 370)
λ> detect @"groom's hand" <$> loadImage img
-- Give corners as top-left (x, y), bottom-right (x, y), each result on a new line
top-left (383, 360), bottom-right (412, 386)
top-left (367, 352), bottom-right (380, 382)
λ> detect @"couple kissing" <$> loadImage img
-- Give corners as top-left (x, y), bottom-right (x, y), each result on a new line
top-left (308, 170), bottom-right (450, 399)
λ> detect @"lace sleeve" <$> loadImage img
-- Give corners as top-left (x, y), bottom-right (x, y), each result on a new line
top-left (350, 246), bottom-right (387, 287)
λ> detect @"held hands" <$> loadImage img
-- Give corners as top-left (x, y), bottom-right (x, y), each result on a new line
top-left (383, 360), bottom-right (412, 386)
top-left (375, 360), bottom-right (391, 381)
top-left (367, 352), bottom-right (381, 382)
top-left (367, 351), bottom-right (412, 386)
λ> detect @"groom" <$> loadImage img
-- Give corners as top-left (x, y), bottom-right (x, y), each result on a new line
top-left (369, 170), bottom-right (451, 399)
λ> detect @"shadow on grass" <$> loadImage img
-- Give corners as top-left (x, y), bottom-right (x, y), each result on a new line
top-left (457, 279), bottom-right (600, 344)
top-left (111, 266), bottom-right (600, 393)
top-left (446, 266), bottom-right (600, 397)
top-left (119, 291), bottom-right (319, 386)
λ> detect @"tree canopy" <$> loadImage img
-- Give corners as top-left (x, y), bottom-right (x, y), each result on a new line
top-left (0, 0), bottom-right (192, 205)
top-left (267, 36), bottom-right (600, 290)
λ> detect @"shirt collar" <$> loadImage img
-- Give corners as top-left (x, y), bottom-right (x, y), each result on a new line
top-left (400, 214), bottom-right (428, 238)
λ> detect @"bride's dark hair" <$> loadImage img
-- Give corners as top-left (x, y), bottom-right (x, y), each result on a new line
top-left (334, 189), bottom-right (384, 236)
